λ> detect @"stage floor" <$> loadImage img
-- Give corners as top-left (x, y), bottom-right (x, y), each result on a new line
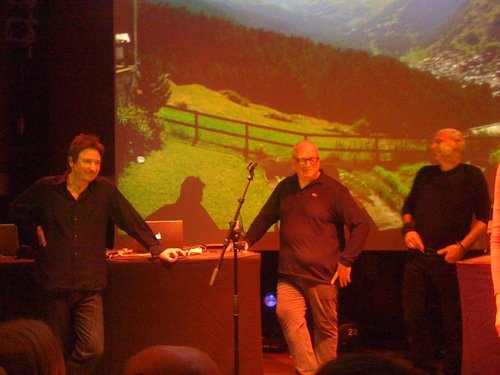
top-left (262, 348), bottom-right (443, 374)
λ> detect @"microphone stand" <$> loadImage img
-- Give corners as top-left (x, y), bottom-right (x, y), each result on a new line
top-left (209, 161), bottom-right (257, 375)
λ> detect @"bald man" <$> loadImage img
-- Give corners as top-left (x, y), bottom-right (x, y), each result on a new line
top-left (401, 128), bottom-right (490, 375)
top-left (244, 140), bottom-right (369, 375)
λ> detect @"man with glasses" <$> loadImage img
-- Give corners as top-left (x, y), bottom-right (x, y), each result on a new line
top-left (401, 128), bottom-right (490, 375)
top-left (244, 140), bottom-right (370, 375)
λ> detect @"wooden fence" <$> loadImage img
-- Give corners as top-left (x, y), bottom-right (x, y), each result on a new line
top-left (157, 105), bottom-right (432, 163)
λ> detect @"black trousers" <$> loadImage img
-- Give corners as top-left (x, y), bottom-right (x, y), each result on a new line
top-left (402, 252), bottom-right (462, 375)
top-left (42, 290), bottom-right (104, 375)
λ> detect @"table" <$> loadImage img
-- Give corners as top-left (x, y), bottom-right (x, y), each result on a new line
top-left (456, 255), bottom-right (500, 375)
top-left (100, 250), bottom-right (263, 375)
top-left (0, 251), bottom-right (263, 375)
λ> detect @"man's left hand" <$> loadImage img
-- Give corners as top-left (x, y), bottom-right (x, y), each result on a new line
top-left (158, 248), bottom-right (184, 263)
top-left (331, 262), bottom-right (352, 287)
top-left (437, 243), bottom-right (466, 263)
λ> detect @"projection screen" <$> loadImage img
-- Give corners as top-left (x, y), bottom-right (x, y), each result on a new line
top-left (113, 0), bottom-right (499, 250)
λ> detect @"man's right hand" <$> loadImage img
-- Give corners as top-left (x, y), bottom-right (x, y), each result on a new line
top-left (226, 240), bottom-right (249, 252)
top-left (240, 241), bottom-right (249, 252)
top-left (404, 230), bottom-right (424, 252)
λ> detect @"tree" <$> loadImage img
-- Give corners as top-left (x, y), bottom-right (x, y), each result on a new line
top-left (135, 65), bottom-right (172, 115)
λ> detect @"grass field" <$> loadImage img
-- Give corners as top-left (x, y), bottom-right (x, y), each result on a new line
top-left (118, 137), bottom-right (273, 229)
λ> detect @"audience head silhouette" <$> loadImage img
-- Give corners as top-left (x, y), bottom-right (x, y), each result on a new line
top-left (0, 319), bottom-right (66, 375)
top-left (122, 345), bottom-right (221, 375)
top-left (316, 352), bottom-right (419, 375)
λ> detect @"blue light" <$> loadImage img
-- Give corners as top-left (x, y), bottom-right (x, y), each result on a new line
top-left (263, 292), bottom-right (277, 308)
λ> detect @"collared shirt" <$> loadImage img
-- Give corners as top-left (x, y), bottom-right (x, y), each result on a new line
top-left (245, 171), bottom-right (369, 284)
top-left (402, 163), bottom-right (490, 250)
top-left (10, 173), bottom-right (163, 291)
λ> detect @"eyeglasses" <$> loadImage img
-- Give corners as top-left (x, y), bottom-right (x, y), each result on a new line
top-left (293, 157), bottom-right (320, 165)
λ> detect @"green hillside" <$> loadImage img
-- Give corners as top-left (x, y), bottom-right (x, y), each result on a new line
top-left (167, 82), bottom-right (355, 136)
top-left (136, 1), bottom-right (499, 137)
top-left (120, 82), bottom-right (356, 227)
top-left (118, 82), bottom-right (416, 234)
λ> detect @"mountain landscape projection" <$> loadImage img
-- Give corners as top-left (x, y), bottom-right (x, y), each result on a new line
top-left (114, 0), bottom-right (499, 249)
top-left (163, 0), bottom-right (499, 95)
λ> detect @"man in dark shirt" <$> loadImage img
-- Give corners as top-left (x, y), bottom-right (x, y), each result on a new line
top-left (10, 134), bottom-right (180, 375)
top-left (244, 140), bottom-right (370, 375)
top-left (401, 128), bottom-right (490, 375)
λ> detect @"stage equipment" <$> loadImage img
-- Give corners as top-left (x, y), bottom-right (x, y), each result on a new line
top-left (209, 161), bottom-right (257, 375)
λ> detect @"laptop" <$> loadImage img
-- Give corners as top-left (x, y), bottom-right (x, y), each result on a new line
top-left (115, 220), bottom-right (184, 252)
top-left (146, 220), bottom-right (184, 250)
top-left (0, 223), bottom-right (20, 256)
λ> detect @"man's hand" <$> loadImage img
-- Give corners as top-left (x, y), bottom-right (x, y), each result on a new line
top-left (437, 243), bottom-right (466, 264)
top-left (331, 262), bottom-right (352, 287)
top-left (157, 248), bottom-right (184, 263)
top-left (240, 241), bottom-right (249, 252)
top-left (225, 240), bottom-right (249, 252)
top-left (404, 230), bottom-right (424, 252)
top-left (37, 225), bottom-right (47, 247)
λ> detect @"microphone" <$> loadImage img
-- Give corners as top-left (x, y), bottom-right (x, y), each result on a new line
top-left (247, 162), bottom-right (258, 173)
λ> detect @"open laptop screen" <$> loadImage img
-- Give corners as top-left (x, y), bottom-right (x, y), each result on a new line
top-left (145, 220), bottom-right (184, 250)
top-left (114, 220), bottom-right (184, 252)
